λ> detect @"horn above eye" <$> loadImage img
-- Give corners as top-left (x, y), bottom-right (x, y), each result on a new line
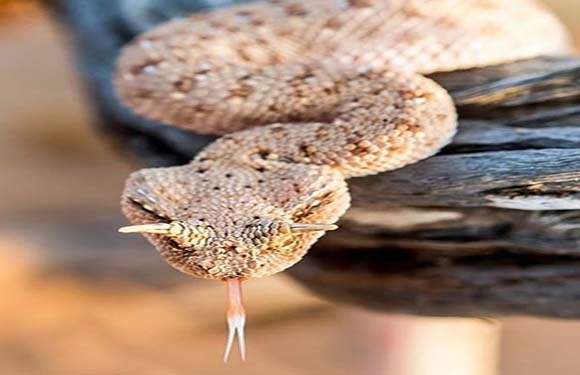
top-left (118, 223), bottom-right (174, 234)
top-left (288, 223), bottom-right (338, 233)
top-left (118, 221), bottom-right (210, 238)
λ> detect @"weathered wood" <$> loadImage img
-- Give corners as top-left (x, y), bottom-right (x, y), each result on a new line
top-left (52, 0), bottom-right (580, 318)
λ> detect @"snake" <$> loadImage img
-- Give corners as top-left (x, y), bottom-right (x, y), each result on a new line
top-left (113, 0), bottom-right (570, 361)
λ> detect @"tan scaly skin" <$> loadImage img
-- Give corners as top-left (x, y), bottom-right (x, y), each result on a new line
top-left (114, 0), bottom-right (571, 361)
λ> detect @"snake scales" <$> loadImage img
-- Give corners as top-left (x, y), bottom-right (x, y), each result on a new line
top-left (114, 0), bottom-right (570, 360)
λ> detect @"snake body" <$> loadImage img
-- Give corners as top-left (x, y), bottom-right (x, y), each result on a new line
top-left (116, 0), bottom-right (570, 281)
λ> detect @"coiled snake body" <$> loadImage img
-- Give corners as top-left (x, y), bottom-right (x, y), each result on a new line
top-left (115, 0), bottom-right (570, 360)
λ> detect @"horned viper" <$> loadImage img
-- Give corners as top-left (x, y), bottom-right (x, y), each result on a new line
top-left (114, 0), bottom-right (570, 360)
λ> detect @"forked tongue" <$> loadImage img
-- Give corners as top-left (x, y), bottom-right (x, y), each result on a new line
top-left (224, 278), bottom-right (246, 362)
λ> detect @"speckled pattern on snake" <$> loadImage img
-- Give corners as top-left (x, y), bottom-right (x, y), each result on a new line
top-left (114, 0), bottom-right (571, 361)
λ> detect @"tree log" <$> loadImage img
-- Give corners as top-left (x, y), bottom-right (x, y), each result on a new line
top-left (52, 0), bottom-right (580, 318)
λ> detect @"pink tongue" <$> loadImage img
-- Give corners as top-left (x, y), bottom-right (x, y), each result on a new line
top-left (224, 278), bottom-right (246, 362)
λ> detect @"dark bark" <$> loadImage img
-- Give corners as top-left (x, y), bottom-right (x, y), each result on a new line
top-left (51, 0), bottom-right (580, 318)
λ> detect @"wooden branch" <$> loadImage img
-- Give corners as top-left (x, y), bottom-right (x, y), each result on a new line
top-left (52, 0), bottom-right (580, 318)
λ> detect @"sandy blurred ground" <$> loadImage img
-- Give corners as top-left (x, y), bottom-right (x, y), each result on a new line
top-left (0, 1), bottom-right (579, 374)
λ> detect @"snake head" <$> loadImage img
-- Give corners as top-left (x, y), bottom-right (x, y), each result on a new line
top-left (119, 160), bottom-right (350, 280)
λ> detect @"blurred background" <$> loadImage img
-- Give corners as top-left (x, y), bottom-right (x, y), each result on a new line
top-left (0, 1), bottom-right (579, 374)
